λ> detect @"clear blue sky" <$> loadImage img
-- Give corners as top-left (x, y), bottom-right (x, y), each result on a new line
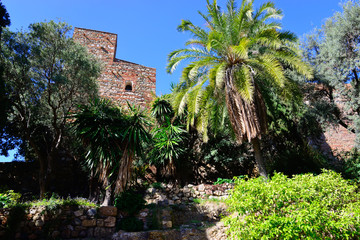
top-left (0, 0), bottom-right (343, 161)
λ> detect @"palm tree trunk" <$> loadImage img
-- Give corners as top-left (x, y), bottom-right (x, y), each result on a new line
top-left (251, 137), bottom-right (267, 178)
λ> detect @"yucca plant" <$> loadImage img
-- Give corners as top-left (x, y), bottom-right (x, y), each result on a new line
top-left (74, 99), bottom-right (151, 205)
top-left (114, 103), bottom-right (151, 193)
top-left (74, 98), bottom-right (124, 205)
top-left (150, 97), bottom-right (186, 177)
top-left (167, 0), bottom-right (312, 177)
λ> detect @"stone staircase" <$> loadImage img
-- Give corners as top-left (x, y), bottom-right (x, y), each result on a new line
top-left (112, 201), bottom-right (229, 240)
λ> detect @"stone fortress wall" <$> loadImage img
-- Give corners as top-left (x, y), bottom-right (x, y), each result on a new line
top-left (73, 27), bottom-right (156, 108)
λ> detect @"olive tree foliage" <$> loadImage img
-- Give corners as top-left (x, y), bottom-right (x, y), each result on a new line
top-left (0, 1), bottom-right (11, 155)
top-left (301, 1), bottom-right (360, 144)
top-left (0, 1), bottom-right (10, 40)
top-left (0, 21), bottom-right (101, 198)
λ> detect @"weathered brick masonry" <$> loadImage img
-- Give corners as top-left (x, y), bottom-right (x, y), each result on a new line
top-left (73, 27), bottom-right (156, 108)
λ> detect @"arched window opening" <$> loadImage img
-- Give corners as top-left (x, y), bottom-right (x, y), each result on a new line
top-left (125, 83), bottom-right (132, 92)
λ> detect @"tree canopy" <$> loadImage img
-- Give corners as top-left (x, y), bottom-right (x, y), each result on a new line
top-left (0, 21), bottom-right (101, 197)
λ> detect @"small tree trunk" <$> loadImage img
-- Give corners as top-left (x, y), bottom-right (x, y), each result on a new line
top-left (251, 137), bottom-right (268, 178)
top-left (102, 179), bottom-right (112, 206)
top-left (39, 157), bottom-right (47, 199)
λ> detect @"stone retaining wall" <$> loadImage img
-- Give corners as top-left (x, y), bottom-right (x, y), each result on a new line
top-left (0, 183), bottom-right (233, 239)
top-left (144, 183), bottom-right (234, 205)
top-left (0, 206), bottom-right (117, 239)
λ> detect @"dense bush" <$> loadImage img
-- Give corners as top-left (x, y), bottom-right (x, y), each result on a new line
top-left (224, 170), bottom-right (360, 239)
top-left (114, 190), bottom-right (145, 215)
top-left (341, 149), bottom-right (360, 181)
top-left (117, 216), bottom-right (144, 232)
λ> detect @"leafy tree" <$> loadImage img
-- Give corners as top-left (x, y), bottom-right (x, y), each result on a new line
top-left (167, 0), bottom-right (312, 177)
top-left (0, 1), bottom-right (10, 41)
top-left (0, 1), bottom-right (11, 154)
top-left (0, 21), bottom-right (101, 198)
top-left (301, 1), bottom-right (360, 144)
top-left (74, 99), bottom-right (151, 204)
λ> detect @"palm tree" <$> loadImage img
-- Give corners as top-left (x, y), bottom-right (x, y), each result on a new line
top-left (167, 0), bottom-right (312, 177)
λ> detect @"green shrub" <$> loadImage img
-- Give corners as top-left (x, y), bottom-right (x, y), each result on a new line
top-left (117, 216), bottom-right (144, 232)
top-left (214, 178), bottom-right (234, 185)
top-left (342, 148), bottom-right (360, 180)
top-left (150, 182), bottom-right (164, 189)
top-left (30, 195), bottom-right (97, 212)
top-left (224, 170), bottom-right (360, 240)
top-left (114, 190), bottom-right (145, 215)
top-left (0, 190), bottom-right (21, 208)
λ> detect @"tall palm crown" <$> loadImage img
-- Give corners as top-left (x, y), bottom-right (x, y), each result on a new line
top-left (167, 0), bottom-right (312, 177)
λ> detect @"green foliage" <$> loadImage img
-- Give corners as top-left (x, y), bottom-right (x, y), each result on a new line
top-left (150, 122), bottom-right (186, 168)
top-left (0, 2), bottom-right (11, 29)
top-left (30, 195), bottom-right (97, 212)
top-left (114, 190), bottom-right (145, 216)
top-left (168, 0), bottom-right (312, 178)
top-left (201, 131), bottom-right (253, 168)
top-left (150, 97), bottom-right (187, 177)
top-left (213, 178), bottom-right (234, 185)
top-left (0, 20), bottom-right (101, 197)
top-left (301, 1), bottom-right (360, 145)
top-left (261, 85), bottom-right (328, 175)
top-left (151, 96), bottom-right (174, 126)
top-left (341, 148), bottom-right (360, 180)
top-left (0, 190), bottom-right (21, 208)
top-left (74, 98), bottom-right (125, 185)
top-left (74, 99), bottom-right (151, 196)
top-left (168, 0), bottom-right (312, 143)
top-left (150, 182), bottom-right (164, 189)
top-left (117, 216), bottom-right (144, 232)
top-left (224, 170), bottom-right (360, 239)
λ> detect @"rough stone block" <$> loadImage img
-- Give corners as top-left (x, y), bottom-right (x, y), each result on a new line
top-left (73, 218), bottom-right (82, 226)
top-left (104, 216), bottom-right (116, 227)
top-left (87, 228), bottom-right (94, 237)
top-left (162, 220), bottom-right (172, 229)
top-left (97, 219), bottom-right (104, 227)
top-left (82, 219), bottom-right (96, 227)
top-left (87, 208), bottom-right (97, 218)
top-left (198, 184), bottom-right (205, 192)
top-left (34, 219), bottom-right (44, 227)
top-left (99, 206), bottom-right (117, 217)
top-left (73, 209), bottom-right (83, 217)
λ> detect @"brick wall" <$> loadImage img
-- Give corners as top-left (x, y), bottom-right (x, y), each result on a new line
top-left (73, 27), bottom-right (156, 108)
top-left (323, 125), bottom-right (356, 154)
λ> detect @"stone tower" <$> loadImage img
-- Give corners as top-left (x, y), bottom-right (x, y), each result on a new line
top-left (73, 27), bottom-right (156, 108)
